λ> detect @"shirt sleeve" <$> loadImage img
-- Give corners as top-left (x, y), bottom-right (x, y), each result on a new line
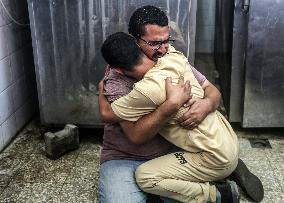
top-left (104, 70), bottom-right (136, 103)
top-left (111, 88), bottom-right (157, 122)
top-left (190, 66), bottom-right (207, 86)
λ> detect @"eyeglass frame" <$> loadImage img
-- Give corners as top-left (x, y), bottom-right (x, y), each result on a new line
top-left (138, 36), bottom-right (175, 50)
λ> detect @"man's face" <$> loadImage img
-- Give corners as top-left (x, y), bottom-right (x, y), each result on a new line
top-left (137, 25), bottom-right (170, 61)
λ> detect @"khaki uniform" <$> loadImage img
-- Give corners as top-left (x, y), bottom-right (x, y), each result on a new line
top-left (111, 46), bottom-right (239, 203)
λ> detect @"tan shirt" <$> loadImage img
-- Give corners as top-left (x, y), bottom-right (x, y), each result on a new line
top-left (111, 46), bottom-right (239, 168)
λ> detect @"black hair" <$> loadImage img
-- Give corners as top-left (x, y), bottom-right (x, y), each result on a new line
top-left (101, 32), bottom-right (143, 71)
top-left (128, 5), bottom-right (168, 39)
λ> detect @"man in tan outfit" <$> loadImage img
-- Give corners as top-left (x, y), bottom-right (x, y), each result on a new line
top-left (101, 31), bottom-right (239, 203)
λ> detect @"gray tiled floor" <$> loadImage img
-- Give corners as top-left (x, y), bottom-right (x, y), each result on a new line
top-left (0, 120), bottom-right (102, 203)
top-left (0, 120), bottom-right (283, 203)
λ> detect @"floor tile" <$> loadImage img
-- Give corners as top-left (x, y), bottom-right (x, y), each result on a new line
top-left (58, 177), bottom-right (99, 203)
top-left (0, 181), bottom-right (61, 203)
top-left (11, 152), bottom-right (78, 184)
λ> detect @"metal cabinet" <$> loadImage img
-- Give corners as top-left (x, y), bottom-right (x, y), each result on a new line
top-left (215, 0), bottom-right (284, 127)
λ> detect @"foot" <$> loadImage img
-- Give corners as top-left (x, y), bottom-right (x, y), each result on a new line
top-left (216, 181), bottom-right (240, 203)
top-left (230, 158), bottom-right (264, 202)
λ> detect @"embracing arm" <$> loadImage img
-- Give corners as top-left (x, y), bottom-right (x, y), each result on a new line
top-left (202, 79), bottom-right (221, 112)
top-left (120, 77), bottom-right (191, 144)
top-left (99, 78), bottom-right (173, 141)
top-left (98, 80), bottom-right (123, 123)
top-left (178, 79), bottom-right (221, 129)
top-left (120, 99), bottom-right (177, 144)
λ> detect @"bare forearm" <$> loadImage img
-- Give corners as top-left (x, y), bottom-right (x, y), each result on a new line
top-left (99, 96), bottom-right (118, 123)
top-left (202, 80), bottom-right (221, 113)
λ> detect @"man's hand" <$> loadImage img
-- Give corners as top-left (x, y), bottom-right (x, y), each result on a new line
top-left (164, 76), bottom-right (191, 112)
top-left (178, 98), bottom-right (211, 129)
top-left (178, 80), bottom-right (221, 130)
top-left (119, 76), bottom-right (191, 144)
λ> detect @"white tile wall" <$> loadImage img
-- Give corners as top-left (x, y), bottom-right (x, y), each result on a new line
top-left (0, 88), bottom-right (14, 124)
top-left (0, 27), bottom-right (8, 60)
top-left (5, 23), bottom-right (22, 55)
top-left (0, 56), bottom-right (12, 92)
top-left (11, 76), bottom-right (28, 111)
top-left (11, 50), bottom-right (24, 81)
top-left (0, 0), bottom-right (38, 151)
top-left (15, 97), bottom-right (35, 131)
top-left (0, 124), bottom-right (4, 151)
top-left (0, 0), bottom-right (11, 26)
top-left (1, 114), bottom-right (17, 148)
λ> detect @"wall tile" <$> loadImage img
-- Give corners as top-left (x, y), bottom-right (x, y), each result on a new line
top-left (8, 0), bottom-right (20, 20)
top-left (1, 114), bottom-right (17, 148)
top-left (0, 56), bottom-right (12, 93)
top-left (4, 23), bottom-right (22, 55)
top-left (15, 98), bottom-right (34, 132)
top-left (0, 27), bottom-right (8, 60)
top-left (10, 50), bottom-right (24, 81)
top-left (0, 124), bottom-right (4, 151)
top-left (0, 8), bottom-right (6, 26)
top-left (11, 76), bottom-right (28, 111)
top-left (0, 0), bottom-right (11, 26)
top-left (0, 0), bottom-right (28, 27)
top-left (0, 0), bottom-right (36, 152)
top-left (0, 87), bottom-right (14, 124)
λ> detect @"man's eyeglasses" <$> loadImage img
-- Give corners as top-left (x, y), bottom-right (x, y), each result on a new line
top-left (139, 36), bottom-right (175, 50)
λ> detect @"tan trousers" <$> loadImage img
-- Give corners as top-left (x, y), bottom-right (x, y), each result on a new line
top-left (135, 151), bottom-right (238, 203)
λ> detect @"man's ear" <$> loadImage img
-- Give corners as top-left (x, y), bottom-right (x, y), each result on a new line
top-left (113, 67), bottom-right (125, 75)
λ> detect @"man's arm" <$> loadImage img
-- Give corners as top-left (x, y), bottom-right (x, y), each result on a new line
top-left (120, 77), bottom-right (191, 144)
top-left (178, 79), bottom-right (221, 129)
top-left (99, 76), bottom-right (191, 144)
top-left (98, 80), bottom-right (123, 123)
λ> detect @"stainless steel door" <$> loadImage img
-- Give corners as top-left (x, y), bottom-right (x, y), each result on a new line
top-left (215, 0), bottom-right (284, 127)
top-left (243, 0), bottom-right (284, 127)
top-left (27, 0), bottom-right (197, 126)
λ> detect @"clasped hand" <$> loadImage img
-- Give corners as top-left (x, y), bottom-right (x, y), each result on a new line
top-left (165, 76), bottom-right (192, 110)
